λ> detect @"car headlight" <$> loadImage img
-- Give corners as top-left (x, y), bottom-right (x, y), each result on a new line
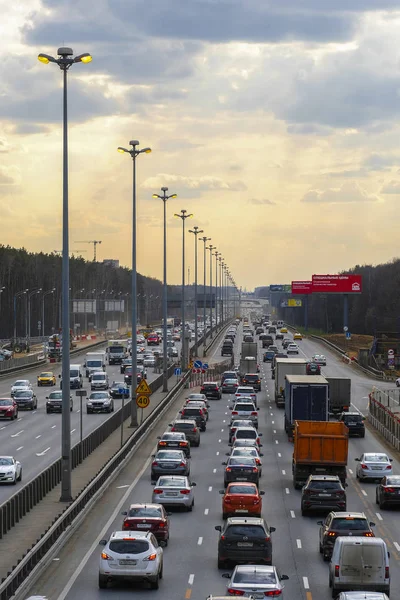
top-left (103, 400), bottom-right (110, 405)
top-left (87, 402), bottom-right (92, 406)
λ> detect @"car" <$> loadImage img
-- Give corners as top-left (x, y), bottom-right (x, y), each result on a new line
top-left (235, 387), bottom-right (257, 403)
top-left (13, 389), bottom-right (37, 410)
top-left (169, 419), bottom-right (200, 447)
top-left (120, 358), bottom-right (132, 374)
top-left (201, 382), bottom-right (222, 400)
top-left (268, 345), bottom-right (279, 354)
top-left (293, 332), bottom-right (302, 340)
top-left (339, 412), bottom-right (365, 437)
top-left (256, 327), bottom-right (264, 335)
top-left (376, 475), bottom-right (400, 508)
top-left (243, 335), bottom-right (254, 343)
top-left (282, 338), bottom-right (291, 349)
top-left (10, 380), bottom-right (31, 397)
top-left (121, 503), bottom-right (170, 545)
top-left (215, 517), bottom-right (276, 568)
top-left (98, 530), bottom-right (163, 590)
top-left (275, 332), bottom-right (283, 340)
top-left (46, 390), bottom-right (73, 413)
top-left (241, 374), bottom-right (261, 392)
top-left (312, 354), bottom-right (326, 365)
top-left (222, 564), bottom-right (288, 595)
top-left (221, 371), bottom-right (239, 384)
top-left (231, 438), bottom-right (260, 450)
top-left (143, 354), bottom-right (156, 367)
top-left (227, 446), bottom-right (263, 476)
top-left (0, 456), bottom-right (22, 484)
top-left (280, 327), bottom-right (288, 333)
top-left (147, 333), bottom-right (160, 346)
top-left (318, 511), bottom-right (375, 561)
top-left (185, 393), bottom-right (208, 404)
top-left (152, 475), bottom-right (196, 511)
top-left (86, 392), bottom-right (114, 414)
top-left (179, 406), bottom-right (207, 431)
top-left (222, 456), bottom-right (260, 486)
top-left (229, 419), bottom-right (255, 443)
top-left (306, 361), bottom-right (321, 375)
top-left (336, 593), bottom-right (389, 600)
top-left (151, 449), bottom-right (190, 480)
top-left (109, 381), bottom-right (130, 399)
top-left (222, 379), bottom-right (240, 394)
top-left (300, 475), bottom-right (347, 515)
top-left (355, 452), bottom-right (393, 481)
top-left (185, 400), bottom-right (209, 421)
top-left (286, 343), bottom-right (299, 354)
top-left (157, 432), bottom-right (190, 457)
top-left (168, 346), bottom-right (178, 357)
top-left (220, 483), bottom-right (265, 519)
top-left (0, 398), bottom-right (18, 420)
top-left (263, 350), bottom-right (275, 362)
top-left (231, 402), bottom-right (259, 428)
top-left (37, 371), bottom-right (56, 386)
top-left (90, 371), bottom-right (109, 390)
top-left (230, 427), bottom-right (262, 448)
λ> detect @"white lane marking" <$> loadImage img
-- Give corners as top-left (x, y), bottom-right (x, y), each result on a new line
top-left (282, 470), bottom-right (286, 475)
top-left (204, 508), bottom-right (209, 515)
top-left (225, 412), bottom-right (228, 415)
top-left (213, 468), bottom-right (217, 473)
top-left (77, 410), bottom-right (80, 414)
top-left (271, 421), bottom-right (274, 425)
top-left (221, 429), bottom-right (224, 432)
top-left (278, 452), bottom-right (281, 457)
top-left (11, 430), bottom-right (24, 438)
top-left (285, 488), bottom-right (290, 494)
top-left (216, 451), bottom-right (220, 456)
top-left (188, 574), bottom-right (195, 585)
top-left (270, 412), bottom-right (273, 416)
top-left (17, 417), bottom-right (22, 421)
top-left (16, 446), bottom-right (23, 451)
top-left (208, 486), bottom-right (212, 491)
top-left (394, 542), bottom-right (400, 551)
top-left (348, 468), bottom-right (353, 474)
top-left (273, 429), bottom-right (276, 434)
top-left (51, 425), bottom-right (56, 429)
top-left (223, 420), bottom-right (226, 423)
top-left (116, 485), bottom-right (129, 489)
top-left (275, 440), bottom-right (279, 445)
top-left (376, 512), bottom-right (383, 521)
top-left (36, 447), bottom-right (51, 457)
top-left (0, 426), bottom-right (5, 430)
top-left (35, 435), bottom-right (41, 439)
top-left (218, 439), bottom-right (222, 443)
top-left (290, 510), bottom-right (296, 518)
top-left (70, 429), bottom-right (76, 434)
top-left (361, 489), bottom-right (368, 496)
top-left (297, 539), bottom-right (302, 549)
top-left (303, 576), bottom-right (309, 589)
top-left (198, 537), bottom-right (203, 545)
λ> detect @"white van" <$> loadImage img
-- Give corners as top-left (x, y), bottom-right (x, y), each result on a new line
top-left (60, 364), bottom-right (83, 390)
top-left (329, 537), bottom-right (390, 597)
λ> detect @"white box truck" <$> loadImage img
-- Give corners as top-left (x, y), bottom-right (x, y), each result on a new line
top-left (274, 357), bottom-right (307, 408)
top-left (84, 352), bottom-right (106, 378)
top-left (107, 339), bottom-right (129, 365)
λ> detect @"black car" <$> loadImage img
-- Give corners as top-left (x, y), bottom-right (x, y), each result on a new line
top-left (376, 475), bottom-right (400, 509)
top-left (282, 339), bottom-right (291, 349)
top-left (215, 517), bottom-right (275, 568)
top-left (222, 456), bottom-right (259, 487)
top-left (318, 511), bottom-right (375, 561)
top-left (109, 381), bottom-right (130, 399)
top-left (46, 391), bottom-right (73, 413)
top-left (263, 350), bottom-right (275, 362)
top-left (262, 336), bottom-right (274, 348)
top-left (221, 372), bottom-right (239, 384)
top-left (120, 358), bottom-right (132, 374)
top-left (13, 389), bottom-right (37, 410)
top-left (339, 412), bottom-right (365, 437)
top-left (221, 341), bottom-right (234, 356)
top-left (200, 382), bottom-right (221, 400)
top-left (179, 406), bottom-right (206, 431)
top-left (157, 431), bottom-right (191, 458)
top-left (301, 475), bottom-right (347, 516)
top-left (241, 374), bottom-right (261, 392)
top-left (275, 332), bottom-right (284, 340)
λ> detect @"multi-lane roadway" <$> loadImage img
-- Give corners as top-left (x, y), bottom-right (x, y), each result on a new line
top-left (22, 322), bottom-right (400, 600)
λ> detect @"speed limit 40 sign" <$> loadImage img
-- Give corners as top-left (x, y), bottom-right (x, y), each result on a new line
top-left (136, 394), bottom-right (150, 408)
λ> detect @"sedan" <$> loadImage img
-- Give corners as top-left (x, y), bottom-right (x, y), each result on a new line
top-left (286, 343), bottom-right (299, 354)
top-left (0, 398), bottom-right (18, 420)
top-left (293, 332), bottom-right (302, 340)
top-left (109, 381), bottom-right (129, 399)
top-left (227, 447), bottom-right (263, 476)
top-left (143, 355), bottom-right (156, 367)
top-left (185, 393), bottom-right (208, 404)
top-left (229, 420), bottom-right (255, 443)
top-left (13, 389), bottom-right (37, 410)
top-left (37, 371), bottom-right (56, 386)
top-left (11, 380), bottom-right (31, 397)
top-left (220, 483), bottom-right (265, 519)
top-left (121, 503), bottom-right (170, 545)
top-left (185, 400), bottom-right (209, 421)
top-left (356, 453), bottom-right (393, 481)
top-left (376, 475), bottom-right (400, 508)
top-left (152, 475), bottom-right (196, 511)
top-left (222, 565), bottom-right (288, 597)
top-left (151, 449), bottom-right (190, 480)
top-left (312, 354), bottom-right (327, 365)
top-left (0, 456), bottom-right (22, 484)
top-left (222, 456), bottom-right (259, 486)
top-left (157, 432), bottom-right (191, 458)
top-left (230, 427), bottom-right (262, 448)
top-left (222, 379), bottom-right (240, 394)
top-left (169, 419), bottom-right (200, 447)
top-left (234, 387), bottom-right (257, 403)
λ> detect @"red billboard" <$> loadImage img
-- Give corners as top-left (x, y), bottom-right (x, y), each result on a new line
top-left (291, 281), bottom-right (312, 295)
top-left (311, 274), bottom-right (362, 294)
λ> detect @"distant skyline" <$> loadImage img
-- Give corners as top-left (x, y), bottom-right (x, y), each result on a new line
top-left (2, 1), bottom-right (400, 288)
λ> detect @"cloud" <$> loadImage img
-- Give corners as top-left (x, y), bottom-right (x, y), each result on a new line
top-left (0, 165), bottom-right (19, 185)
top-left (301, 182), bottom-right (380, 204)
top-left (362, 153), bottom-right (400, 171)
top-left (141, 173), bottom-right (247, 193)
top-left (12, 123), bottom-right (51, 135)
top-left (248, 198), bottom-right (276, 205)
top-left (380, 180), bottom-right (400, 194)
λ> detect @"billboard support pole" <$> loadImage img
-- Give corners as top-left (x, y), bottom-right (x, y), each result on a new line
top-left (304, 295), bottom-right (308, 331)
top-left (343, 293), bottom-right (349, 331)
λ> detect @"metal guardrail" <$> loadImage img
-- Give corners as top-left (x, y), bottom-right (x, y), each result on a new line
top-left (368, 389), bottom-right (400, 451)
top-left (0, 366), bottom-right (190, 599)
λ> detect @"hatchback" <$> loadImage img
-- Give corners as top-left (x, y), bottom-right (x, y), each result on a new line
top-left (376, 475), bottom-right (400, 509)
top-left (121, 503), bottom-right (170, 545)
top-left (215, 517), bottom-right (276, 568)
top-left (179, 406), bottom-right (207, 431)
top-left (339, 412), bottom-right (365, 437)
top-left (263, 351), bottom-right (275, 362)
top-left (151, 449), bottom-right (189, 480)
top-left (222, 564), bottom-right (288, 597)
top-left (355, 453), bottom-right (393, 481)
top-left (222, 456), bottom-right (259, 487)
top-left (220, 483), bottom-right (265, 519)
top-left (201, 382), bottom-right (222, 400)
top-left (98, 531), bottom-right (163, 589)
top-left (169, 419), bottom-right (200, 447)
top-left (318, 511), bottom-right (375, 561)
top-left (241, 374), bottom-right (261, 392)
top-left (152, 475), bottom-right (196, 511)
top-left (301, 475), bottom-right (347, 515)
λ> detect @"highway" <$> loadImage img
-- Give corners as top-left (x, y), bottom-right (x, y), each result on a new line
top-left (24, 323), bottom-right (400, 600)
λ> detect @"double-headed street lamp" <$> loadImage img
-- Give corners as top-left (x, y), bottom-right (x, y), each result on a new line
top-left (118, 141), bottom-right (151, 426)
top-left (174, 210), bottom-right (193, 370)
top-left (153, 187), bottom-right (177, 392)
top-left (38, 46), bottom-right (92, 503)
top-left (199, 236), bottom-right (211, 354)
top-left (27, 288), bottom-right (42, 344)
top-left (42, 288), bottom-right (56, 337)
top-left (207, 244), bottom-right (216, 339)
top-left (189, 226), bottom-right (204, 353)
top-left (214, 251), bottom-right (220, 330)
top-left (13, 289), bottom-right (28, 341)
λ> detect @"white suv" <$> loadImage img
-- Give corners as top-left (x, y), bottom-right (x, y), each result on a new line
top-left (99, 531), bottom-right (163, 589)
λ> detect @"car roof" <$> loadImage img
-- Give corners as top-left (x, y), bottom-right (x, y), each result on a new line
top-left (173, 419), bottom-right (197, 424)
top-left (128, 503), bottom-right (163, 510)
top-left (330, 511), bottom-right (367, 519)
top-left (227, 517), bottom-right (264, 525)
top-left (156, 475), bottom-right (188, 483)
top-left (110, 530), bottom-right (150, 540)
top-left (308, 475), bottom-right (340, 481)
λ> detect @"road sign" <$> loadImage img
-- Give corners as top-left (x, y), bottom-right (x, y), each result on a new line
top-left (188, 361), bottom-right (194, 369)
top-left (136, 394), bottom-right (150, 408)
top-left (194, 360), bottom-right (203, 368)
top-left (136, 379), bottom-right (151, 395)
top-left (203, 363), bottom-right (209, 370)
top-left (76, 390), bottom-right (87, 397)
top-left (202, 368), bottom-right (206, 374)
top-left (388, 349), bottom-right (395, 356)
top-left (345, 332), bottom-right (351, 340)
top-left (343, 326), bottom-right (348, 332)
top-left (118, 387), bottom-right (129, 396)
top-left (174, 367), bottom-right (182, 376)
top-left (196, 368), bottom-right (201, 374)
top-left (192, 368), bottom-right (197, 374)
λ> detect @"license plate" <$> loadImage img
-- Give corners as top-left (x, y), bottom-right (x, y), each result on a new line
top-left (235, 509), bottom-right (248, 513)
top-left (319, 494), bottom-right (331, 497)
top-left (119, 559), bottom-right (136, 565)
top-left (254, 595), bottom-right (264, 599)
top-left (165, 492), bottom-right (178, 496)
top-left (372, 466), bottom-right (382, 470)
top-left (236, 477), bottom-right (248, 481)
top-left (136, 524), bottom-right (150, 528)
top-left (169, 443), bottom-right (178, 446)
top-left (162, 463), bottom-right (177, 468)
top-left (237, 542), bottom-right (253, 547)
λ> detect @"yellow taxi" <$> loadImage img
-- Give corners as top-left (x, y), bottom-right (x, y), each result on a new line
top-left (37, 371), bottom-right (56, 386)
top-left (280, 327), bottom-right (288, 333)
top-left (293, 332), bottom-right (303, 340)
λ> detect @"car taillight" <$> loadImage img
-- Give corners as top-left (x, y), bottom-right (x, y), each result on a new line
top-left (101, 551), bottom-right (111, 560)
top-left (336, 490), bottom-right (345, 496)
top-left (227, 589), bottom-right (245, 596)
top-left (192, 428), bottom-right (197, 432)
top-left (232, 411), bottom-right (238, 415)
top-left (158, 521), bottom-right (166, 528)
top-left (257, 380), bottom-right (260, 384)
top-left (251, 412), bottom-right (257, 415)
top-left (226, 467), bottom-right (231, 472)
top-left (364, 532), bottom-right (374, 537)
top-left (123, 521), bottom-right (130, 528)
top-left (385, 566), bottom-right (389, 579)
top-left (153, 489), bottom-right (163, 494)
top-left (179, 442), bottom-right (187, 447)
top-left (385, 487), bottom-right (395, 492)
top-left (255, 458), bottom-right (261, 464)
top-left (144, 553), bottom-right (157, 561)
top-left (256, 438), bottom-right (260, 444)
top-left (159, 441), bottom-right (167, 446)
top-left (180, 489), bottom-right (190, 494)
top-left (264, 591), bottom-right (281, 597)
top-left (253, 498), bottom-right (260, 504)
top-left (334, 565), bottom-right (340, 577)
top-left (179, 462), bottom-right (186, 467)
top-left (152, 461), bottom-right (158, 466)
top-left (303, 489), bottom-right (311, 495)
top-left (252, 467), bottom-right (258, 473)
top-left (361, 464), bottom-right (368, 469)
top-left (328, 532), bottom-right (336, 537)
top-left (385, 465), bottom-right (392, 469)
top-left (264, 536), bottom-right (270, 542)
top-left (171, 427), bottom-right (176, 432)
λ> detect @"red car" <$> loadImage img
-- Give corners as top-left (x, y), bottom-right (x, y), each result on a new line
top-left (0, 398), bottom-right (18, 420)
top-left (220, 482), bottom-right (265, 519)
top-left (147, 334), bottom-right (160, 346)
top-left (121, 503), bottom-right (170, 545)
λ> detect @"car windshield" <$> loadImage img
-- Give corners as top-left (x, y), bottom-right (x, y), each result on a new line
top-left (156, 451), bottom-right (183, 460)
top-left (109, 540), bottom-right (149, 554)
top-left (244, 375), bottom-right (258, 381)
top-left (224, 380), bottom-right (238, 385)
top-left (309, 481), bottom-right (340, 489)
top-left (175, 423), bottom-right (195, 429)
top-left (234, 439), bottom-right (257, 447)
top-left (229, 457), bottom-right (256, 466)
top-left (234, 404), bottom-right (256, 411)
top-left (112, 382), bottom-right (125, 387)
top-left (237, 388), bottom-right (254, 393)
top-left (203, 384), bottom-right (217, 389)
top-left (232, 449), bottom-right (257, 457)
top-left (227, 485), bottom-right (257, 494)
top-left (92, 374), bottom-right (105, 380)
top-left (162, 433), bottom-right (183, 440)
top-left (158, 477), bottom-right (187, 487)
top-left (331, 518), bottom-right (369, 530)
top-left (0, 458), bottom-right (13, 465)
top-left (49, 392), bottom-right (62, 398)
top-left (364, 454), bottom-right (388, 462)
top-left (235, 430), bottom-right (257, 439)
top-left (386, 477), bottom-right (400, 485)
top-left (14, 381), bottom-right (28, 387)
top-left (188, 395), bottom-right (205, 400)
top-left (40, 373), bottom-right (52, 377)
top-left (345, 415), bottom-right (362, 422)
top-left (226, 525), bottom-right (265, 538)
top-left (70, 370), bottom-right (79, 377)
top-left (233, 570), bottom-right (276, 584)
top-left (14, 390), bottom-right (33, 397)
top-left (90, 393), bottom-right (108, 399)
top-left (0, 400), bottom-right (12, 406)
top-left (128, 506), bottom-right (162, 518)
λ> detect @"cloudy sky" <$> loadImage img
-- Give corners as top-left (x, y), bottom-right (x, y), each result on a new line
top-left (2, 1), bottom-right (400, 289)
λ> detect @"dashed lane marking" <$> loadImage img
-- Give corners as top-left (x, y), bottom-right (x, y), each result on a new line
top-left (303, 577), bottom-right (309, 590)
top-left (204, 508), bottom-right (209, 515)
top-left (282, 469), bottom-right (286, 475)
top-left (278, 452), bottom-right (281, 457)
top-left (198, 537), bottom-right (203, 545)
top-left (16, 446), bottom-right (23, 451)
top-left (275, 440), bottom-right (279, 445)
top-left (290, 510), bottom-right (296, 518)
top-left (297, 539), bottom-right (302, 548)
top-left (285, 488), bottom-right (290, 494)
top-left (361, 490), bottom-right (368, 496)
top-left (213, 468), bottom-right (217, 473)
top-left (216, 451), bottom-right (219, 456)
top-left (208, 486), bottom-right (212, 492)
top-left (376, 512), bottom-right (383, 521)
top-left (188, 574), bottom-right (195, 585)
top-left (394, 542), bottom-right (400, 551)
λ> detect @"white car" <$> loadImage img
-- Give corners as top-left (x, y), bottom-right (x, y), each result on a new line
top-left (99, 530), bottom-right (163, 590)
top-left (90, 372), bottom-right (109, 390)
top-left (0, 456), bottom-right (22, 484)
top-left (11, 380), bottom-right (32, 397)
top-left (355, 452), bottom-right (393, 481)
top-left (223, 565), bottom-right (289, 597)
top-left (312, 354), bottom-right (326, 365)
top-left (234, 386), bottom-right (257, 403)
top-left (152, 475), bottom-right (196, 510)
top-left (286, 343), bottom-right (299, 354)
top-left (143, 355), bottom-right (156, 367)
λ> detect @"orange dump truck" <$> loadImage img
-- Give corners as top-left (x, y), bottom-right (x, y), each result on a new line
top-left (292, 420), bottom-right (349, 489)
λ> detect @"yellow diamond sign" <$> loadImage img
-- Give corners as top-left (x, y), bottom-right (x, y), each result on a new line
top-left (136, 379), bottom-right (152, 395)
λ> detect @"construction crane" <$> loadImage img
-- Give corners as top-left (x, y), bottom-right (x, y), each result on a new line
top-left (75, 240), bottom-right (102, 261)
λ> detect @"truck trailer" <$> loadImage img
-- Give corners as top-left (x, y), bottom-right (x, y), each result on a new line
top-left (284, 374), bottom-right (329, 438)
top-left (274, 358), bottom-right (307, 408)
top-left (326, 377), bottom-right (351, 414)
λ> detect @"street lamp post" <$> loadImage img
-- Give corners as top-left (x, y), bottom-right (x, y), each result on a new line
top-left (207, 245), bottom-right (216, 339)
top-left (174, 210), bottom-right (193, 370)
top-left (214, 251), bottom-right (220, 330)
top-left (13, 289), bottom-right (28, 342)
top-left (117, 140), bottom-right (151, 427)
top-left (0, 286), bottom-right (5, 338)
top-left (38, 46), bottom-right (92, 503)
top-left (189, 226), bottom-right (204, 353)
top-left (27, 289), bottom-right (42, 345)
top-left (218, 256), bottom-right (223, 325)
top-left (199, 236), bottom-right (211, 354)
top-left (153, 187), bottom-right (177, 392)
top-left (42, 288), bottom-right (56, 337)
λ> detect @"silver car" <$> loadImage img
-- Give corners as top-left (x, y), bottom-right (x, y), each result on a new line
top-left (336, 594), bottom-right (389, 600)
top-left (90, 371), bottom-right (109, 390)
top-left (10, 380), bottom-right (31, 397)
top-left (151, 449), bottom-right (190, 480)
top-left (355, 452), bottom-right (393, 481)
top-left (152, 475), bottom-right (196, 511)
top-left (0, 456), bottom-right (22, 484)
top-left (222, 565), bottom-right (289, 597)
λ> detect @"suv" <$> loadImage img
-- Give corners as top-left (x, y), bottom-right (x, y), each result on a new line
top-left (86, 392), bottom-right (114, 414)
top-left (301, 475), bottom-right (347, 516)
top-left (263, 350), bottom-right (275, 362)
top-left (179, 406), bottom-right (206, 431)
top-left (46, 390), bottom-right (73, 413)
top-left (221, 340), bottom-right (234, 356)
top-left (169, 419), bottom-right (200, 447)
top-left (262, 335), bottom-right (274, 348)
top-left (339, 412), bottom-right (365, 437)
top-left (215, 517), bottom-right (275, 568)
top-left (201, 382), bottom-right (221, 400)
top-left (318, 511), bottom-right (375, 561)
top-left (242, 374), bottom-right (261, 392)
top-left (231, 402), bottom-right (259, 428)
